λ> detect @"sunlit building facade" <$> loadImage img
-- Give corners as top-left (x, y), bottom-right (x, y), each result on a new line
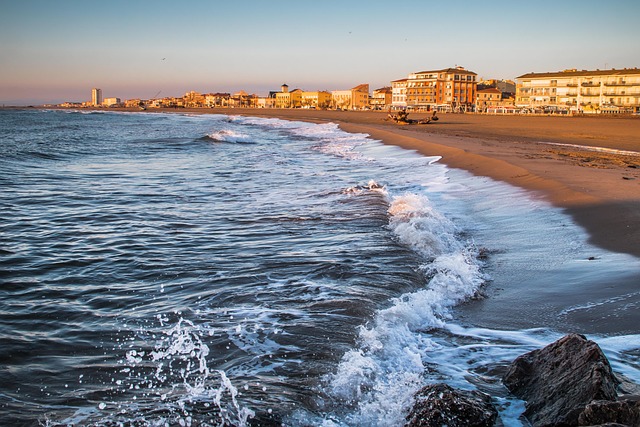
top-left (91, 88), bottom-right (102, 106)
top-left (516, 68), bottom-right (640, 113)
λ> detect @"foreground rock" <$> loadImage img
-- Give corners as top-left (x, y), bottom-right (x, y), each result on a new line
top-left (578, 398), bottom-right (640, 426)
top-left (405, 383), bottom-right (497, 427)
top-left (503, 333), bottom-right (635, 426)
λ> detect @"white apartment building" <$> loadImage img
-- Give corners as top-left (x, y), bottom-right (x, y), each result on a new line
top-left (516, 68), bottom-right (640, 113)
top-left (91, 88), bottom-right (102, 106)
top-left (391, 78), bottom-right (407, 109)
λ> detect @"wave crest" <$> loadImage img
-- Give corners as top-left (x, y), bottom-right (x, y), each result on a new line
top-left (205, 129), bottom-right (255, 143)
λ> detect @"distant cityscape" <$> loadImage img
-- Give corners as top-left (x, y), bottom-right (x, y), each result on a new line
top-left (61, 66), bottom-right (640, 115)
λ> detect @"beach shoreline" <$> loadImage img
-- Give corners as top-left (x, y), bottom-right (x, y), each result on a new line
top-left (205, 108), bottom-right (640, 259)
top-left (42, 106), bottom-right (640, 258)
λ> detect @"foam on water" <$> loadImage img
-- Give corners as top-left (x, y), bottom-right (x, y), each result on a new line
top-left (312, 188), bottom-right (487, 426)
top-left (205, 129), bottom-right (255, 144)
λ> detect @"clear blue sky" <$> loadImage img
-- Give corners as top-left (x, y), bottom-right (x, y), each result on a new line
top-left (1, 0), bottom-right (639, 105)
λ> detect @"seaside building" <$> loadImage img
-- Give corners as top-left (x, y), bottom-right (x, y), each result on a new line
top-left (184, 91), bottom-right (206, 108)
top-left (398, 66), bottom-right (477, 112)
top-left (125, 99), bottom-right (144, 108)
top-left (229, 91), bottom-right (256, 108)
top-left (391, 79), bottom-right (408, 109)
top-left (91, 88), bottom-right (102, 106)
top-left (205, 93), bottom-right (231, 108)
top-left (274, 84), bottom-right (302, 108)
top-left (479, 79), bottom-right (516, 94)
top-left (103, 97), bottom-right (121, 107)
top-left (331, 84), bottom-right (370, 110)
top-left (516, 68), bottom-right (640, 113)
top-left (370, 87), bottom-right (392, 110)
top-left (301, 91), bottom-right (332, 109)
top-left (475, 87), bottom-right (517, 113)
top-left (255, 96), bottom-right (276, 108)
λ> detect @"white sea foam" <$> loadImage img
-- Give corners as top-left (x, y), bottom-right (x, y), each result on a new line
top-left (206, 129), bottom-right (255, 143)
top-left (321, 190), bottom-right (486, 426)
top-left (107, 317), bottom-right (256, 426)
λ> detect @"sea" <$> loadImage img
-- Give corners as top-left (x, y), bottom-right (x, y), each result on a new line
top-left (1, 108), bottom-right (639, 427)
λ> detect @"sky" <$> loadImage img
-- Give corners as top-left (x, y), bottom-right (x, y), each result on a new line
top-left (1, 0), bottom-right (639, 105)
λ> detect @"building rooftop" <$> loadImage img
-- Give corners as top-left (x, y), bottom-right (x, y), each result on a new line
top-left (414, 67), bottom-right (477, 76)
top-left (517, 68), bottom-right (640, 79)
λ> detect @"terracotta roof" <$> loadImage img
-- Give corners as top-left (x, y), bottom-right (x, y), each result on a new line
top-left (477, 87), bottom-right (502, 94)
top-left (414, 67), bottom-right (477, 75)
top-left (516, 68), bottom-right (640, 79)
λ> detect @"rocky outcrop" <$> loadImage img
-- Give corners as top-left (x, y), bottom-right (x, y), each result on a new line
top-left (578, 398), bottom-right (640, 426)
top-left (405, 383), bottom-right (498, 427)
top-left (502, 333), bottom-right (638, 426)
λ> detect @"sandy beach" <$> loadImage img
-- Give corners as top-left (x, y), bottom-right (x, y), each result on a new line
top-left (198, 108), bottom-right (640, 259)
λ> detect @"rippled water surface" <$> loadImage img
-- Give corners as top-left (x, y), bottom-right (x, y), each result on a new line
top-left (1, 109), bottom-right (638, 426)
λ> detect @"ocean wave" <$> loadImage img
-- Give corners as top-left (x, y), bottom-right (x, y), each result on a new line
top-left (204, 129), bottom-right (256, 143)
top-left (322, 191), bottom-right (486, 426)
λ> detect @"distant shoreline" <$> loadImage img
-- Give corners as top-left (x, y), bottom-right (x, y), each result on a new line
top-left (19, 106), bottom-right (640, 257)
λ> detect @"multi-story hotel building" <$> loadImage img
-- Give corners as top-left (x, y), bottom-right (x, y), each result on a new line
top-left (274, 84), bottom-right (303, 108)
top-left (331, 84), bottom-right (370, 110)
top-left (301, 91), bottom-right (332, 109)
top-left (516, 68), bottom-right (640, 113)
top-left (391, 79), bottom-right (408, 109)
top-left (370, 87), bottom-right (392, 110)
top-left (392, 67), bottom-right (478, 111)
top-left (91, 88), bottom-right (102, 106)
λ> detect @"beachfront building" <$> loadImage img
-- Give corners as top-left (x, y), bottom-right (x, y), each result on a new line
top-left (516, 68), bottom-right (640, 113)
top-left (229, 91), bottom-right (257, 108)
top-left (255, 96), bottom-right (276, 108)
top-left (184, 91), bottom-right (206, 108)
top-left (331, 84), bottom-right (370, 110)
top-left (103, 97), bottom-right (122, 107)
top-left (404, 66), bottom-right (477, 112)
top-left (274, 84), bottom-right (303, 108)
top-left (479, 79), bottom-right (516, 94)
top-left (205, 93), bottom-right (231, 108)
top-left (301, 91), bottom-right (332, 109)
top-left (391, 79), bottom-right (408, 109)
top-left (91, 88), bottom-right (102, 106)
top-left (476, 87), bottom-right (502, 107)
top-left (370, 87), bottom-right (392, 110)
top-left (475, 88), bottom-right (517, 114)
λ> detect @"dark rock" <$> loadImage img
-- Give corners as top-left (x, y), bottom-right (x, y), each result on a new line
top-left (405, 383), bottom-right (497, 427)
top-left (503, 333), bottom-right (620, 426)
top-left (578, 398), bottom-right (640, 426)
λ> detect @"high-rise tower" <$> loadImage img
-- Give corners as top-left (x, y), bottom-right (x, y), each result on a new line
top-left (91, 88), bottom-right (103, 106)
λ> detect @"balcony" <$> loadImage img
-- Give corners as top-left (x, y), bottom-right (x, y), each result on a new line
top-left (604, 81), bottom-right (633, 86)
top-left (581, 82), bottom-right (599, 87)
top-left (566, 83), bottom-right (578, 87)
